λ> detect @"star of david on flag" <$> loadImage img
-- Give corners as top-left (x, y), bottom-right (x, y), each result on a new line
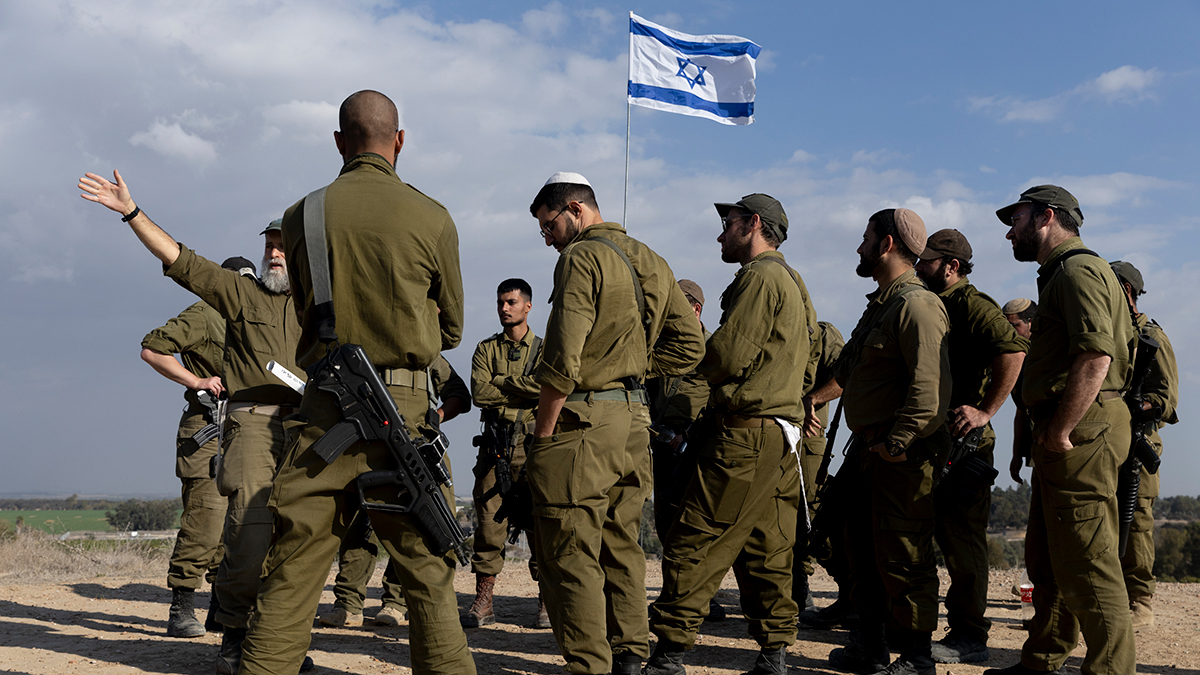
top-left (628, 12), bottom-right (761, 126)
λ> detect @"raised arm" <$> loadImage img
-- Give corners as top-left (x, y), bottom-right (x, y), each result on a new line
top-left (79, 170), bottom-right (180, 265)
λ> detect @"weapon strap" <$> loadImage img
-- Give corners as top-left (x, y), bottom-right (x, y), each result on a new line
top-left (755, 255), bottom-right (815, 337)
top-left (302, 186), bottom-right (338, 343)
top-left (1036, 247), bottom-right (1099, 295)
top-left (840, 282), bottom-right (924, 376)
top-left (591, 235), bottom-right (650, 339)
top-left (523, 336), bottom-right (543, 377)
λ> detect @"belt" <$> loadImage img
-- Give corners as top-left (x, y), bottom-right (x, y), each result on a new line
top-left (565, 388), bottom-right (649, 405)
top-left (715, 414), bottom-right (778, 429)
top-left (227, 403), bottom-right (296, 417)
top-left (378, 367), bottom-right (428, 389)
top-left (1028, 390), bottom-right (1122, 421)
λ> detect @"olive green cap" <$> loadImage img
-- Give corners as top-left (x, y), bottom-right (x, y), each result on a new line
top-left (715, 193), bottom-right (788, 243)
top-left (677, 279), bottom-right (705, 307)
top-left (996, 185), bottom-right (1084, 227)
top-left (259, 218), bottom-right (283, 235)
top-left (918, 228), bottom-right (972, 262)
top-left (1109, 260), bottom-right (1144, 295)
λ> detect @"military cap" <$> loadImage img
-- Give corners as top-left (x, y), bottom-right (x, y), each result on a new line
top-left (1109, 260), bottom-right (1145, 296)
top-left (918, 228), bottom-right (972, 262)
top-left (678, 279), bottom-right (705, 307)
top-left (996, 185), bottom-right (1085, 228)
top-left (714, 193), bottom-right (788, 243)
top-left (892, 208), bottom-right (927, 257)
top-left (1002, 298), bottom-right (1033, 315)
top-left (259, 218), bottom-right (283, 235)
top-left (221, 256), bottom-right (257, 276)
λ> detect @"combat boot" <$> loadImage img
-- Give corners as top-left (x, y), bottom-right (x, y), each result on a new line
top-left (318, 606), bottom-right (363, 627)
top-left (829, 628), bottom-right (889, 674)
top-left (800, 596), bottom-right (858, 630)
top-left (533, 594), bottom-right (552, 629)
top-left (611, 651), bottom-right (642, 674)
top-left (204, 592), bottom-right (222, 633)
top-left (642, 641), bottom-right (686, 675)
top-left (1130, 594), bottom-right (1154, 629)
top-left (931, 631), bottom-right (989, 664)
top-left (461, 573), bottom-right (496, 627)
top-left (167, 588), bottom-right (206, 638)
top-left (214, 627), bottom-right (247, 675)
top-left (742, 646), bottom-right (787, 674)
top-left (868, 658), bottom-right (934, 675)
top-left (707, 597), bottom-right (727, 622)
top-left (374, 605), bottom-right (407, 626)
top-left (792, 572), bottom-right (815, 611)
top-left (983, 664), bottom-right (1066, 675)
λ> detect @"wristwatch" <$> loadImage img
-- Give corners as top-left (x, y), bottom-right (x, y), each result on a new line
top-left (886, 440), bottom-right (906, 457)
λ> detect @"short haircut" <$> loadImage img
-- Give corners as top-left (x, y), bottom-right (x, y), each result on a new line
top-left (529, 182), bottom-right (599, 217)
top-left (868, 209), bottom-right (918, 264)
top-left (497, 278), bottom-right (532, 302)
top-left (1016, 302), bottom-right (1037, 324)
top-left (1031, 201), bottom-right (1079, 235)
top-left (338, 90), bottom-right (399, 148)
top-left (944, 256), bottom-right (974, 276)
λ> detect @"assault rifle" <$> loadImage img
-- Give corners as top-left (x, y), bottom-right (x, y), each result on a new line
top-left (934, 425), bottom-right (996, 502)
top-left (1118, 333), bottom-right (1163, 557)
top-left (806, 432), bottom-right (864, 564)
top-left (473, 409), bottom-right (516, 502)
top-left (192, 390), bottom-right (227, 448)
top-left (307, 343), bottom-right (469, 565)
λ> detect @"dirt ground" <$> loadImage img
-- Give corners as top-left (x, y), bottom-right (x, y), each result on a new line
top-left (1, 562), bottom-right (1197, 675)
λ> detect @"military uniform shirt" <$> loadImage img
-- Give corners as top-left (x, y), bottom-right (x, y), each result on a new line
top-left (1022, 238), bottom-right (1134, 409)
top-left (938, 278), bottom-right (1030, 408)
top-left (650, 327), bottom-right (712, 432)
top-left (141, 301), bottom-right (226, 406)
top-left (1137, 314), bottom-right (1180, 446)
top-left (535, 222), bottom-right (704, 395)
top-left (835, 269), bottom-right (951, 449)
top-left (166, 246), bottom-right (303, 405)
top-left (803, 321), bottom-right (845, 401)
top-left (282, 153), bottom-right (464, 370)
top-left (471, 330), bottom-right (541, 425)
top-left (701, 251), bottom-right (811, 421)
top-left (431, 354), bottom-right (470, 410)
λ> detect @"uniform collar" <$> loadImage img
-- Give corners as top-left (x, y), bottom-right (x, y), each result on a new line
top-left (938, 276), bottom-right (969, 298)
top-left (1038, 236), bottom-right (1085, 274)
top-left (339, 153), bottom-right (399, 178)
top-left (500, 328), bottom-right (535, 347)
top-left (746, 250), bottom-right (785, 268)
top-left (866, 268), bottom-right (922, 304)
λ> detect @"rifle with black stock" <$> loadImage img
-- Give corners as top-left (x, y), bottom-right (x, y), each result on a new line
top-left (1118, 332), bottom-right (1163, 557)
top-left (473, 408), bottom-right (516, 503)
top-left (806, 425), bottom-right (864, 565)
top-left (934, 424), bottom-right (997, 502)
top-left (193, 390), bottom-right (228, 479)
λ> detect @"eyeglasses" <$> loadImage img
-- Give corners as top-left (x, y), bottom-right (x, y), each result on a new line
top-left (1009, 207), bottom-right (1038, 226)
top-left (539, 206), bottom-right (568, 237)
top-left (720, 213), bottom-right (750, 231)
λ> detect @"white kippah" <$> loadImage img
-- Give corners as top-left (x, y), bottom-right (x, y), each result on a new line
top-left (544, 171), bottom-right (591, 187)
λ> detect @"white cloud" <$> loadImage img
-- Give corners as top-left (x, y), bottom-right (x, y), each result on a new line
top-left (260, 100), bottom-right (339, 144)
top-left (968, 65), bottom-right (1162, 123)
top-left (522, 2), bottom-right (566, 36)
top-left (129, 120), bottom-right (218, 165)
top-left (1088, 65), bottom-right (1161, 101)
top-left (789, 149), bottom-right (816, 163)
top-left (1022, 172), bottom-right (1180, 209)
top-left (979, 165), bottom-right (997, 174)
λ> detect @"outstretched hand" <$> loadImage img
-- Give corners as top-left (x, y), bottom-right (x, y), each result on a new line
top-left (79, 170), bottom-right (135, 216)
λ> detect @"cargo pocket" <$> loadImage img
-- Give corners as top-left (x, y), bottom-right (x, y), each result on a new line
top-left (215, 415), bottom-right (243, 496)
top-left (1068, 418), bottom-right (1109, 449)
top-left (527, 429), bottom-right (584, 506)
top-left (878, 513), bottom-right (930, 563)
top-left (535, 505), bottom-right (578, 561)
top-left (1053, 500), bottom-right (1110, 562)
top-left (692, 432), bottom-right (758, 525)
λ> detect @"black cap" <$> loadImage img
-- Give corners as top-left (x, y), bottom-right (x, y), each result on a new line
top-left (221, 256), bottom-right (257, 275)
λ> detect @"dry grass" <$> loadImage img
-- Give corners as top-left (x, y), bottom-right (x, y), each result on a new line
top-left (0, 527), bottom-right (171, 584)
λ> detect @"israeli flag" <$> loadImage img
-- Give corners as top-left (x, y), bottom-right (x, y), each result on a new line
top-left (628, 13), bottom-right (760, 126)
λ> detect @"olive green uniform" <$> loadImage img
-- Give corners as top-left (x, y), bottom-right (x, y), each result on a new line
top-left (141, 301), bottom-right (228, 591)
top-left (531, 222), bottom-right (704, 674)
top-left (240, 153), bottom-right (474, 675)
top-left (650, 251), bottom-right (811, 651)
top-left (648, 326), bottom-right (711, 534)
top-left (794, 321), bottom-right (844, 580)
top-left (470, 329), bottom-right (541, 577)
top-left (332, 356), bottom-right (470, 614)
top-left (164, 247), bottom-right (304, 630)
top-left (834, 270), bottom-right (950, 644)
top-left (933, 278), bottom-right (1029, 643)
top-left (1020, 238), bottom-right (1135, 675)
top-left (1120, 314), bottom-right (1179, 599)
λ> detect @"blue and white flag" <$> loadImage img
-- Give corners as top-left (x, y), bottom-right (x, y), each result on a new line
top-left (628, 13), bottom-right (760, 126)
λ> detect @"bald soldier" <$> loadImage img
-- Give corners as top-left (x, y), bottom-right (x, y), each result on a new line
top-left (234, 90), bottom-right (474, 675)
top-left (647, 194), bottom-right (814, 675)
top-left (986, 185), bottom-right (1136, 675)
top-left (914, 229), bottom-right (1028, 664)
top-left (529, 172), bottom-right (704, 675)
top-left (809, 208), bottom-right (951, 675)
top-left (78, 177), bottom-right (309, 673)
top-left (1108, 261), bottom-right (1179, 629)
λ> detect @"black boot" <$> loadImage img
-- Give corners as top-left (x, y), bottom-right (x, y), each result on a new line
top-left (611, 651), bottom-right (641, 675)
top-left (829, 626), bottom-right (889, 674)
top-left (800, 595), bottom-right (859, 630)
top-left (792, 572), bottom-right (815, 611)
top-left (214, 627), bottom-right (246, 675)
top-left (204, 592), bottom-right (223, 633)
top-left (742, 646), bottom-right (787, 674)
top-left (642, 641), bottom-right (686, 675)
top-left (883, 627), bottom-right (934, 675)
top-left (167, 588), bottom-right (206, 638)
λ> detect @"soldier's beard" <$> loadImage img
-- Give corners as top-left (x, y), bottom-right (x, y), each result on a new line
top-left (261, 256), bottom-right (289, 294)
top-left (1011, 226), bottom-right (1040, 262)
top-left (855, 241), bottom-right (883, 278)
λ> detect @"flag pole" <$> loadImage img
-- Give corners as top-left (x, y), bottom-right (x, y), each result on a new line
top-left (623, 11), bottom-right (632, 228)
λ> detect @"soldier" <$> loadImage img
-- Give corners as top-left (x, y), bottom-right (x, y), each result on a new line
top-left (646, 279), bottom-right (724, 622)
top-left (78, 176), bottom-right (310, 674)
top-left (319, 355), bottom-right (471, 628)
top-left (646, 194), bottom-right (812, 675)
top-left (913, 229), bottom-right (1028, 663)
top-left (1003, 298), bottom-right (1037, 484)
top-left (138, 256), bottom-right (250, 638)
top-left (528, 172), bottom-right (704, 675)
top-left (1109, 261), bottom-right (1179, 629)
top-left (464, 278), bottom-right (546, 628)
top-left (985, 185), bottom-right (1136, 675)
top-left (239, 90), bottom-right (476, 674)
top-left (815, 208), bottom-right (951, 675)
top-left (1003, 298), bottom-right (1036, 340)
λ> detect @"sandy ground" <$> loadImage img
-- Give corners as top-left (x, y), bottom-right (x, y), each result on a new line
top-left (1, 562), bottom-right (1197, 675)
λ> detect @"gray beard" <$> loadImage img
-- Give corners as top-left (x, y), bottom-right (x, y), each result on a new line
top-left (260, 260), bottom-right (289, 294)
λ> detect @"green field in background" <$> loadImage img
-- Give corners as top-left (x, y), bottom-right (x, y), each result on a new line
top-left (1, 510), bottom-right (113, 533)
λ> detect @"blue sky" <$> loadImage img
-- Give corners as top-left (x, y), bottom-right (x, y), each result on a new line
top-left (0, 1), bottom-right (1195, 497)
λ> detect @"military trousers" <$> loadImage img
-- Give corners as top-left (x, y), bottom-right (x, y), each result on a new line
top-left (932, 425), bottom-right (995, 643)
top-left (1022, 397), bottom-right (1134, 675)
top-left (845, 430), bottom-right (945, 635)
top-left (1120, 439), bottom-right (1162, 599)
top-left (792, 429), bottom-right (827, 580)
top-left (471, 431), bottom-right (537, 579)
top-left (650, 419), bottom-right (801, 650)
top-left (527, 397), bottom-right (652, 675)
top-left (240, 383), bottom-right (475, 675)
top-left (331, 509), bottom-right (406, 614)
top-left (168, 409), bottom-right (226, 590)
top-left (213, 408), bottom-right (285, 629)
top-left (651, 439), bottom-right (696, 539)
